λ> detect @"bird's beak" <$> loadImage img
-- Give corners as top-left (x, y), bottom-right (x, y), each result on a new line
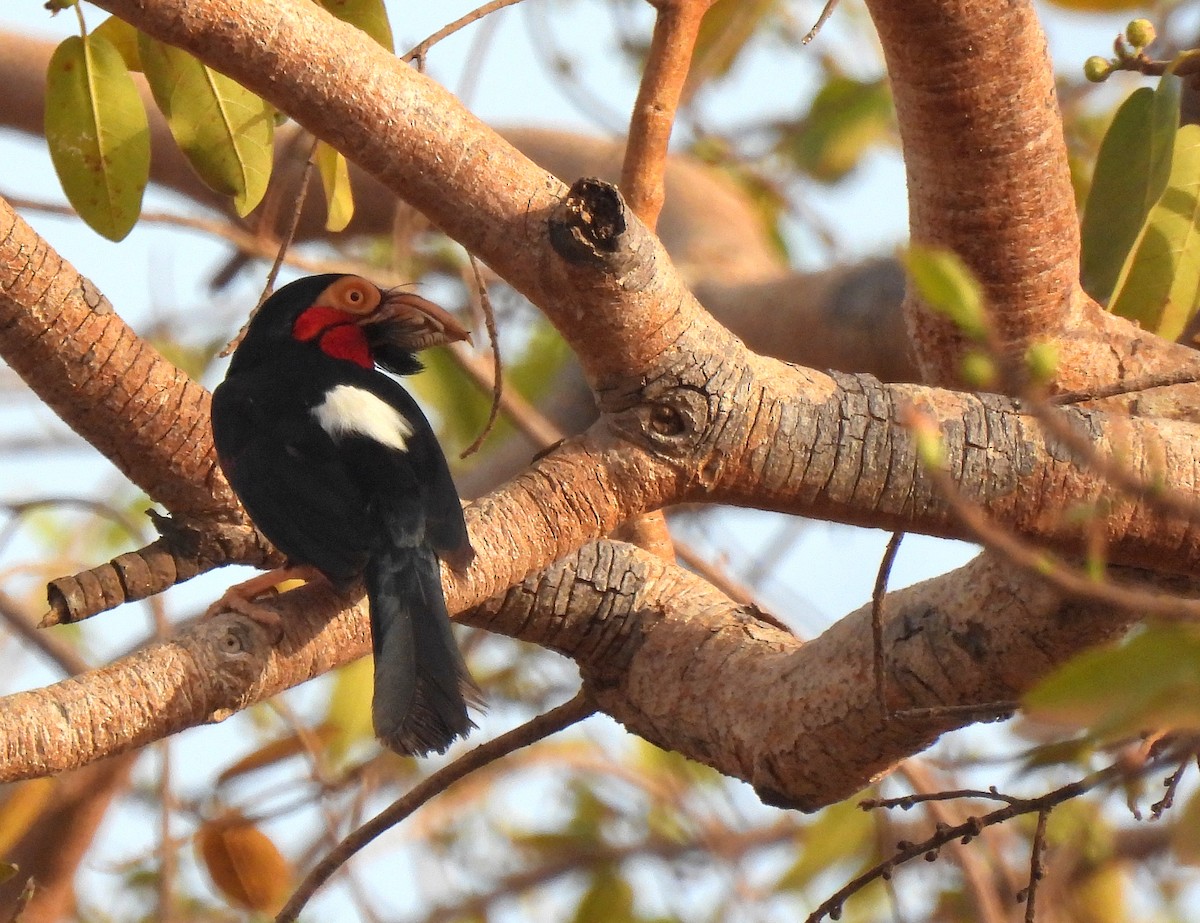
top-left (361, 290), bottom-right (472, 351)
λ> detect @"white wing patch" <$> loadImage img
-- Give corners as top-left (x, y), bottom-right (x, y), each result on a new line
top-left (313, 384), bottom-right (413, 452)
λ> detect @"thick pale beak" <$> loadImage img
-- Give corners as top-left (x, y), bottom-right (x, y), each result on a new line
top-left (361, 290), bottom-right (472, 351)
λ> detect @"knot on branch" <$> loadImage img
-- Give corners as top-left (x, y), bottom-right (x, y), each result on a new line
top-left (613, 385), bottom-right (712, 457)
top-left (549, 178), bottom-right (655, 291)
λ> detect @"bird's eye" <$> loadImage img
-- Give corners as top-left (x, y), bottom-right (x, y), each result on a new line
top-left (319, 276), bottom-right (380, 315)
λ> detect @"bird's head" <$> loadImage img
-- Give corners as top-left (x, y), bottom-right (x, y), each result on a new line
top-left (230, 273), bottom-right (471, 376)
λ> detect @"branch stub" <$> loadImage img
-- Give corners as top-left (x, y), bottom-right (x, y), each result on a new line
top-left (549, 178), bottom-right (656, 295)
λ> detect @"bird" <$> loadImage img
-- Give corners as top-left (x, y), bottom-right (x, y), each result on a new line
top-left (208, 273), bottom-right (480, 756)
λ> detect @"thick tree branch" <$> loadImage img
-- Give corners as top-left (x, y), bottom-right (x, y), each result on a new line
top-left (0, 199), bottom-right (232, 518)
top-left (0, 539), bottom-right (1145, 812)
top-left (867, 0), bottom-right (1093, 386)
top-left (43, 530), bottom-right (277, 627)
top-left (0, 32), bottom-right (774, 284)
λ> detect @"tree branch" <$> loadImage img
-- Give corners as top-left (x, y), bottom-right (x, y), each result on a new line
top-left (0, 199), bottom-right (233, 518)
top-left (866, 0), bottom-right (1083, 382)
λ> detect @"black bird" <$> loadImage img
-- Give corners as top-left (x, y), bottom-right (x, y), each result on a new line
top-left (209, 273), bottom-right (479, 755)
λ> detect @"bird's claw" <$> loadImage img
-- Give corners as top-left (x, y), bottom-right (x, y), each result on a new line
top-left (206, 564), bottom-right (328, 643)
top-left (204, 590), bottom-right (285, 643)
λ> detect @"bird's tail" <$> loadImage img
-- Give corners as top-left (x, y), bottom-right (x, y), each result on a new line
top-left (365, 539), bottom-right (481, 756)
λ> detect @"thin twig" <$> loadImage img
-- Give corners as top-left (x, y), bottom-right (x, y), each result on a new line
top-left (259, 138), bottom-right (320, 306)
top-left (0, 589), bottom-right (89, 676)
top-left (863, 786), bottom-right (1021, 810)
top-left (4, 193), bottom-right (353, 280)
top-left (3, 880), bottom-right (35, 923)
top-left (220, 139), bottom-right (319, 357)
top-left (620, 0), bottom-right (716, 229)
top-left (893, 762), bottom-right (1011, 923)
top-left (808, 756), bottom-right (1160, 923)
top-left (265, 702), bottom-right (386, 923)
top-left (404, 0), bottom-right (527, 64)
top-left (1051, 369), bottom-right (1200, 405)
top-left (0, 498), bottom-right (146, 558)
top-left (1020, 808), bottom-right (1051, 923)
top-left (459, 256), bottom-right (503, 459)
top-left (673, 542), bottom-right (790, 632)
top-left (454, 0), bottom-right (506, 104)
top-left (871, 531), bottom-right (904, 720)
top-left (801, 0), bottom-right (840, 45)
top-left (157, 741), bottom-right (177, 923)
top-left (1151, 754), bottom-right (1193, 818)
top-left (276, 691), bottom-right (597, 922)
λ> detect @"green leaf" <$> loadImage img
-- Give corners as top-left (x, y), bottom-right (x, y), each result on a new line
top-left (1025, 623), bottom-right (1200, 739)
top-left (572, 866), bottom-right (634, 923)
top-left (690, 0), bottom-right (779, 86)
top-left (139, 36), bottom-right (273, 216)
top-left (1108, 122), bottom-right (1200, 340)
top-left (902, 245), bottom-right (987, 339)
top-left (1145, 72), bottom-right (1182, 211)
top-left (317, 0), bottom-right (394, 52)
top-left (324, 657), bottom-right (376, 758)
top-left (779, 76), bottom-right (893, 183)
top-left (315, 141), bottom-right (354, 232)
top-left (45, 34), bottom-right (150, 241)
top-left (776, 797), bottom-right (875, 892)
top-left (1080, 89), bottom-right (1154, 301)
top-left (1082, 76), bottom-right (1179, 303)
top-left (92, 16), bottom-right (142, 71)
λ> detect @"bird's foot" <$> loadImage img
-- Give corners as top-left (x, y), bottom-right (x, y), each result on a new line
top-left (206, 592), bottom-right (285, 643)
top-left (205, 565), bottom-right (325, 643)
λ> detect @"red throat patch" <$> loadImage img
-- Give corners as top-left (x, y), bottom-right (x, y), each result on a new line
top-left (293, 307), bottom-right (373, 369)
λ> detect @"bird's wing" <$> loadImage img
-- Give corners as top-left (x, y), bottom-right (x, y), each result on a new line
top-left (365, 378), bottom-right (475, 568)
top-left (213, 380), bottom-right (373, 583)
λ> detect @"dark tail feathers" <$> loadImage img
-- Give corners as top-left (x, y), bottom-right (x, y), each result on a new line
top-left (366, 542), bottom-right (481, 756)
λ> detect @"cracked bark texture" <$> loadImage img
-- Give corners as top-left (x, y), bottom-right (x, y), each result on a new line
top-left (2, 0), bottom-right (1200, 814)
top-left (0, 201), bottom-right (229, 517)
